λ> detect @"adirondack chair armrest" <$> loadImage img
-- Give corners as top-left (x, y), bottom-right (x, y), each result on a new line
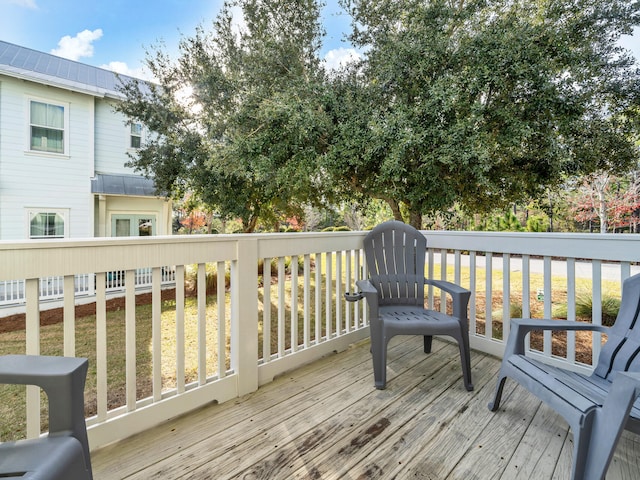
top-left (354, 279), bottom-right (379, 320)
top-left (505, 318), bottom-right (610, 356)
top-left (424, 278), bottom-right (471, 320)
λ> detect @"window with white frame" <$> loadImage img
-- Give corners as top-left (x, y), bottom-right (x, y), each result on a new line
top-left (29, 100), bottom-right (67, 154)
top-left (28, 210), bottom-right (68, 238)
top-left (130, 122), bottom-right (142, 149)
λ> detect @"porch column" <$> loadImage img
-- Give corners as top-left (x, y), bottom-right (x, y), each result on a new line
top-left (232, 237), bottom-right (259, 396)
top-left (97, 195), bottom-right (107, 237)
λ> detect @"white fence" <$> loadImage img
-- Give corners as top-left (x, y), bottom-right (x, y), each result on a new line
top-left (0, 230), bottom-right (638, 451)
top-left (0, 268), bottom-right (176, 307)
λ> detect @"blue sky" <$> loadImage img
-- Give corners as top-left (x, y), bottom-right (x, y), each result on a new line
top-left (0, 0), bottom-right (358, 78)
top-left (1, 0), bottom-right (639, 80)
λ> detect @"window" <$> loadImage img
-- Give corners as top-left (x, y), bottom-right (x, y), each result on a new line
top-left (112, 215), bottom-right (155, 237)
top-left (130, 123), bottom-right (142, 149)
top-left (30, 100), bottom-right (66, 154)
top-left (28, 210), bottom-right (67, 238)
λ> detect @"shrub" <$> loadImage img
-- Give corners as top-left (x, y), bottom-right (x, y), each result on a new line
top-left (575, 293), bottom-right (621, 327)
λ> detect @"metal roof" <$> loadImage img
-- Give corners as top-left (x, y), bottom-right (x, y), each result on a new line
top-left (91, 174), bottom-right (160, 197)
top-left (0, 40), bottom-right (147, 98)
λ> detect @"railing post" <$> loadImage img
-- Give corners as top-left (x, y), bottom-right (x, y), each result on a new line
top-left (232, 237), bottom-right (259, 396)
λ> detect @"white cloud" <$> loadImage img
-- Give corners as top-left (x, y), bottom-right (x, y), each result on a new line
top-left (323, 47), bottom-right (361, 70)
top-left (51, 29), bottom-right (103, 61)
top-left (100, 61), bottom-right (154, 81)
top-left (6, 0), bottom-right (38, 9)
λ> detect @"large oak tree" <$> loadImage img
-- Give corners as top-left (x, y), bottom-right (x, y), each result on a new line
top-left (324, 0), bottom-right (640, 228)
top-left (116, 0), bottom-right (330, 232)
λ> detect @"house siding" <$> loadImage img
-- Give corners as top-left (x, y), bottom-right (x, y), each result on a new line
top-left (0, 41), bottom-right (171, 241)
top-left (95, 98), bottom-right (136, 176)
top-left (0, 77), bottom-right (93, 239)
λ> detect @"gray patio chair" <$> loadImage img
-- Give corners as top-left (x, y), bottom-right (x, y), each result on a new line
top-left (489, 272), bottom-right (640, 480)
top-left (346, 220), bottom-right (473, 391)
top-left (0, 355), bottom-right (93, 480)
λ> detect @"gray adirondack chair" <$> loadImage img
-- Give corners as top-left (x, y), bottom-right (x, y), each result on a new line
top-left (489, 272), bottom-right (640, 480)
top-left (347, 220), bottom-right (473, 391)
top-left (0, 355), bottom-right (93, 480)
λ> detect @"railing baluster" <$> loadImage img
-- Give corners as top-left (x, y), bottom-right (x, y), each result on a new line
top-left (325, 252), bottom-right (333, 340)
top-left (25, 278), bottom-right (40, 439)
top-left (502, 253), bottom-right (510, 341)
top-left (592, 260), bottom-right (603, 367)
top-left (291, 255), bottom-right (299, 352)
top-left (315, 253), bottom-right (322, 343)
top-left (263, 257), bottom-right (272, 362)
top-left (217, 261), bottom-right (226, 378)
top-left (522, 254), bottom-right (530, 352)
top-left (96, 272), bottom-right (108, 420)
top-left (336, 252), bottom-right (342, 335)
top-left (566, 258), bottom-right (576, 364)
top-left (469, 251), bottom-right (477, 335)
top-left (125, 269), bottom-right (136, 411)
top-left (486, 252), bottom-right (493, 340)
top-left (278, 257), bottom-right (286, 357)
top-left (303, 254), bottom-right (311, 348)
top-left (152, 267), bottom-right (162, 401)
top-left (543, 256), bottom-right (552, 356)
top-left (63, 274), bottom-right (76, 357)
top-left (345, 250), bottom-right (352, 333)
top-left (175, 265), bottom-right (185, 394)
top-left (197, 263), bottom-right (206, 385)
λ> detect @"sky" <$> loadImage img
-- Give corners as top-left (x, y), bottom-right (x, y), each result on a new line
top-left (0, 0), bottom-right (360, 79)
top-left (1, 0), bottom-right (639, 81)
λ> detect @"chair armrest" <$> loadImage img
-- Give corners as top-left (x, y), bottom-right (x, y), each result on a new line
top-left (0, 355), bottom-right (88, 439)
top-left (424, 278), bottom-right (471, 320)
top-left (355, 279), bottom-right (379, 320)
top-left (504, 318), bottom-right (609, 357)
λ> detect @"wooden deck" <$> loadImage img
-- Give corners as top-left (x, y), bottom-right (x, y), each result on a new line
top-left (91, 337), bottom-right (640, 479)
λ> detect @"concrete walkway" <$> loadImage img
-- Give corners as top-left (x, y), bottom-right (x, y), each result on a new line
top-left (436, 253), bottom-right (640, 281)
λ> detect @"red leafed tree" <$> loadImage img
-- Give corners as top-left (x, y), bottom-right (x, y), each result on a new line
top-left (571, 171), bottom-right (640, 232)
top-left (180, 211), bottom-right (208, 234)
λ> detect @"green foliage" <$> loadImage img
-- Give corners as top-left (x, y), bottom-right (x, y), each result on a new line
top-left (575, 293), bottom-right (621, 327)
top-left (495, 211), bottom-right (525, 232)
top-left (116, 0), bottom-right (331, 232)
top-left (117, 0), bottom-right (640, 232)
top-left (526, 215), bottom-right (547, 233)
top-left (325, 0), bottom-right (640, 228)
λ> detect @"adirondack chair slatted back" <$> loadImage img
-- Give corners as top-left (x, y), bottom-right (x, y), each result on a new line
top-left (594, 274), bottom-right (640, 381)
top-left (363, 221), bottom-right (426, 307)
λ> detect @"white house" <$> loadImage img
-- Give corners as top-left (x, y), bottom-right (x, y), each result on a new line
top-left (0, 40), bottom-right (172, 241)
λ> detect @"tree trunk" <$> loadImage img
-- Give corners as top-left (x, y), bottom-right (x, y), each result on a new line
top-left (598, 189), bottom-right (608, 233)
top-left (409, 210), bottom-right (422, 230)
top-left (384, 198), bottom-right (403, 222)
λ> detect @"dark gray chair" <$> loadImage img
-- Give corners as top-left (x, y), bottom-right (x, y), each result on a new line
top-left (489, 273), bottom-right (640, 480)
top-left (0, 355), bottom-right (93, 480)
top-left (347, 220), bottom-right (473, 391)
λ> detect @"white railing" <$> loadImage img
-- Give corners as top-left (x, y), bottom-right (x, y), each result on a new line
top-left (0, 268), bottom-right (176, 307)
top-left (0, 230), bottom-right (638, 451)
top-left (426, 231), bottom-right (640, 374)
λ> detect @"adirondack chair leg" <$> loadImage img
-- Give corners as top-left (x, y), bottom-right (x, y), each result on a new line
top-left (370, 325), bottom-right (388, 389)
top-left (488, 375), bottom-right (507, 411)
top-left (458, 332), bottom-right (474, 391)
top-left (570, 419), bottom-right (594, 480)
top-left (423, 335), bottom-right (433, 353)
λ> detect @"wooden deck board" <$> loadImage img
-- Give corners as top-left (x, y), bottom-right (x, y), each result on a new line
top-left (91, 337), bottom-right (640, 479)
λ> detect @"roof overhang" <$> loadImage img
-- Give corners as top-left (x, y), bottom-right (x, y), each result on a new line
top-left (91, 174), bottom-right (164, 197)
